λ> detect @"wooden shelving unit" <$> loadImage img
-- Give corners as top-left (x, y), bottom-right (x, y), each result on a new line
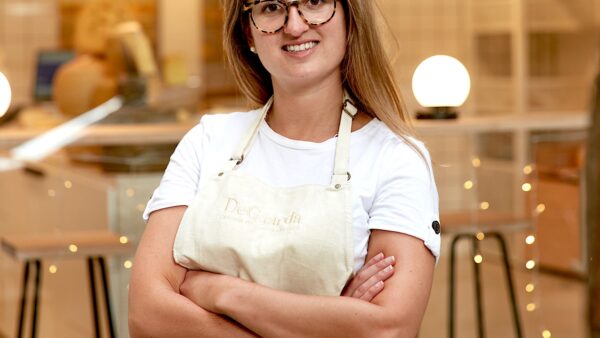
top-left (466, 0), bottom-right (598, 273)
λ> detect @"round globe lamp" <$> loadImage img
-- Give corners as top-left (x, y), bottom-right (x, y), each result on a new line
top-left (412, 55), bottom-right (471, 119)
top-left (0, 71), bottom-right (11, 119)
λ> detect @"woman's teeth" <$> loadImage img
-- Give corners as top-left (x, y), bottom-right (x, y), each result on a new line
top-left (285, 41), bottom-right (318, 52)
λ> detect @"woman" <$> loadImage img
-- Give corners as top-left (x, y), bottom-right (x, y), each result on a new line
top-left (129, 0), bottom-right (440, 337)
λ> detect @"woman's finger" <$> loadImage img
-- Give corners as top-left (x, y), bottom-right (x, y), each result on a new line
top-left (342, 253), bottom-right (384, 297)
top-left (343, 255), bottom-right (395, 298)
top-left (359, 281), bottom-right (385, 302)
top-left (352, 264), bottom-right (394, 300)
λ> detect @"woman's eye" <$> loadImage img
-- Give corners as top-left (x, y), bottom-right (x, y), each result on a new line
top-left (261, 2), bottom-right (283, 14)
top-left (305, 0), bottom-right (324, 7)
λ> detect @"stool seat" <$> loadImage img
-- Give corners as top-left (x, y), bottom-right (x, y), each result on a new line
top-left (1, 230), bottom-right (133, 260)
top-left (441, 210), bottom-right (531, 235)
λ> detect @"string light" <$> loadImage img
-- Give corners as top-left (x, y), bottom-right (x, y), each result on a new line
top-left (523, 165), bottom-right (533, 175)
top-left (536, 204), bottom-right (546, 214)
top-left (64, 180), bottom-right (73, 189)
top-left (120, 236), bottom-right (129, 244)
top-left (526, 235), bottom-right (536, 245)
top-left (522, 183), bottom-right (532, 192)
top-left (474, 254), bottom-right (483, 264)
top-left (526, 283), bottom-right (535, 293)
top-left (479, 201), bottom-right (490, 210)
top-left (542, 330), bottom-right (552, 338)
top-left (68, 244), bottom-right (78, 253)
top-left (124, 260), bottom-right (133, 269)
top-left (126, 188), bottom-right (135, 197)
top-left (49, 265), bottom-right (58, 274)
top-left (526, 303), bottom-right (536, 312)
top-left (48, 189), bottom-right (56, 197)
top-left (476, 232), bottom-right (485, 241)
top-left (464, 180), bottom-right (474, 190)
top-left (472, 157), bottom-right (481, 167)
top-left (526, 260), bottom-right (536, 270)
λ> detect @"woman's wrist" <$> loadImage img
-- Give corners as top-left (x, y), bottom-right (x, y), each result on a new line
top-left (215, 276), bottom-right (252, 316)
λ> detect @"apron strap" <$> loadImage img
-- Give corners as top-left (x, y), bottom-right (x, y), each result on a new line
top-left (331, 95), bottom-right (358, 187)
top-left (220, 93), bottom-right (358, 187)
top-left (222, 97), bottom-right (273, 172)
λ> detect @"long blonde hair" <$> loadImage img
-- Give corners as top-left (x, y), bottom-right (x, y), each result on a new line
top-left (222, 0), bottom-right (419, 145)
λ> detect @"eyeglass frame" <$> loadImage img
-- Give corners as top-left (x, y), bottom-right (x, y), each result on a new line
top-left (242, 0), bottom-right (338, 34)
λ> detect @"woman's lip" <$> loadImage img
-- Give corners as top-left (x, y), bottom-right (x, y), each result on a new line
top-left (281, 40), bottom-right (320, 50)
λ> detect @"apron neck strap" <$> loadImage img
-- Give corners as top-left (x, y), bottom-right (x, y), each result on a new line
top-left (223, 97), bottom-right (273, 171)
top-left (331, 94), bottom-right (358, 186)
top-left (222, 92), bottom-right (358, 186)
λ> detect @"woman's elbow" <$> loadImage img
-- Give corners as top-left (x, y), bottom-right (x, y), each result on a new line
top-left (368, 313), bottom-right (420, 338)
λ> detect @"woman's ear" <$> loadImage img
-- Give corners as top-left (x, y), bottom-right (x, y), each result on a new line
top-left (243, 24), bottom-right (255, 52)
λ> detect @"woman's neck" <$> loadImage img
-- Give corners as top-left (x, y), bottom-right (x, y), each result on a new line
top-left (267, 78), bottom-right (344, 142)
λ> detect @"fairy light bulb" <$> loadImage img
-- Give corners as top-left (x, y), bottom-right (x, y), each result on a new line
top-left (536, 204), bottom-right (546, 214)
top-left (472, 158), bottom-right (481, 168)
top-left (480, 202), bottom-right (490, 210)
top-left (523, 165), bottom-right (533, 175)
top-left (522, 183), bottom-right (532, 192)
top-left (526, 235), bottom-right (536, 245)
top-left (542, 330), bottom-right (552, 338)
top-left (476, 232), bottom-right (485, 241)
top-left (526, 260), bottom-right (536, 270)
top-left (464, 180), bottom-right (474, 190)
top-left (526, 303), bottom-right (536, 312)
top-left (474, 254), bottom-right (483, 264)
top-left (526, 283), bottom-right (535, 293)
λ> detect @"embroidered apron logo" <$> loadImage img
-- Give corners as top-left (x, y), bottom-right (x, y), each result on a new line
top-left (223, 197), bottom-right (302, 230)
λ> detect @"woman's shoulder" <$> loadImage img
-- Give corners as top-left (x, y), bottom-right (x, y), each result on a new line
top-left (364, 119), bottom-right (429, 159)
top-left (181, 108), bottom-right (261, 140)
top-left (198, 108), bottom-right (261, 130)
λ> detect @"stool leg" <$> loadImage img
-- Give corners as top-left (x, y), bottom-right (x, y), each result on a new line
top-left (17, 261), bottom-right (31, 338)
top-left (31, 260), bottom-right (42, 338)
top-left (98, 257), bottom-right (116, 338)
top-left (448, 235), bottom-right (464, 338)
top-left (87, 257), bottom-right (101, 338)
top-left (489, 233), bottom-right (523, 338)
top-left (471, 238), bottom-right (485, 338)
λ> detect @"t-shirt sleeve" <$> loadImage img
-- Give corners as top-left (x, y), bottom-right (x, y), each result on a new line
top-left (368, 139), bottom-right (441, 261)
top-left (142, 120), bottom-right (206, 222)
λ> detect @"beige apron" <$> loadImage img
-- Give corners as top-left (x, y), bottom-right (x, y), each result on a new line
top-left (173, 96), bottom-right (358, 296)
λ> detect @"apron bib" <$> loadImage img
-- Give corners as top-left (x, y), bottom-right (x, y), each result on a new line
top-left (173, 95), bottom-right (358, 296)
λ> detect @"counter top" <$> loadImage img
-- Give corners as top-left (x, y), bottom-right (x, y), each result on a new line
top-left (412, 111), bottom-right (590, 135)
top-left (0, 111), bottom-right (591, 149)
top-left (0, 121), bottom-right (197, 149)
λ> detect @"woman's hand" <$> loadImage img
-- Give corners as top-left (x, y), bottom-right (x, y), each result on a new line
top-left (341, 253), bottom-right (395, 301)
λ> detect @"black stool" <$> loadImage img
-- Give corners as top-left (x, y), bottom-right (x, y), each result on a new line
top-left (1, 231), bottom-right (132, 338)
top-left (442, 211), bottom-right (529, 338)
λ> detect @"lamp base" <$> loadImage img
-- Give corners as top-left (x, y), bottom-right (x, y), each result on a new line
top-left (416, 107), bottom-right (458, 120)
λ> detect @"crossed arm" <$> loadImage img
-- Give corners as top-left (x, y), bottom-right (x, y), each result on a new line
top-left (129, 206), bottom-right (435, 337)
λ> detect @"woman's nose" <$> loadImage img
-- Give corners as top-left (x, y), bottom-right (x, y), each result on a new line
top-left (283, 6), bottom-right (309, 36)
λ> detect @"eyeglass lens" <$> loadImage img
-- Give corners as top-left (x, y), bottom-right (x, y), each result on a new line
top-left (251, 0), bottom-right (336, 33)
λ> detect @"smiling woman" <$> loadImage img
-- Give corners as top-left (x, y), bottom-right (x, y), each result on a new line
top-left (129, 1), bottom-right (440, 337)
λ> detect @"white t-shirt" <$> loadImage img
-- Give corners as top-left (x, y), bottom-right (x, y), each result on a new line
top-left (144, 109), bottom-right (441, 272)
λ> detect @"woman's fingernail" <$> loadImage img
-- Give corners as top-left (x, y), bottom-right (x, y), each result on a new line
top-left (377, 281), bottom-right (384, 287)
top-left (385, 265), bottom-right (393, 272)
top-left (376, 252), bottom-right (384, 260)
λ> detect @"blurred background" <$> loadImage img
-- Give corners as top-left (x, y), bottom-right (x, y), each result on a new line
top-left (0, 0), bottom-right (598, 337)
